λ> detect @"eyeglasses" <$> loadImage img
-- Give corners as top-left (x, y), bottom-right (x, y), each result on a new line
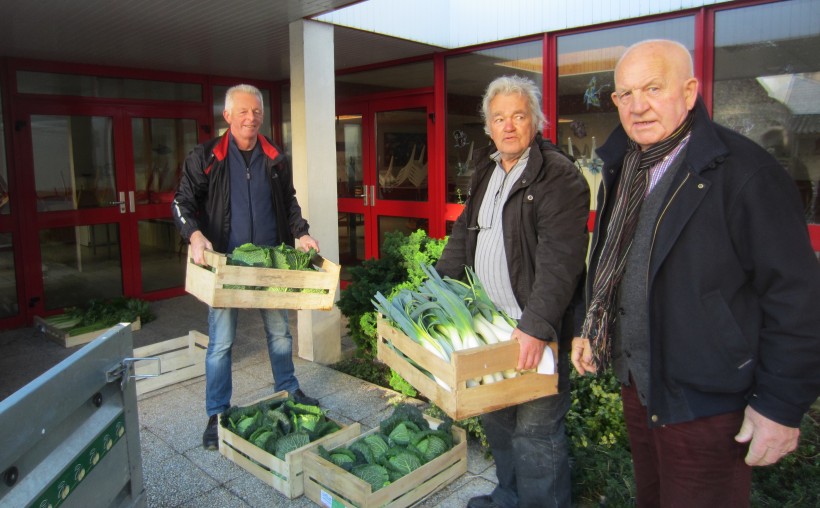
top-left (469, 175), bottom-right (508, 231)
top-left (612, 84), bottom-right (663, 106)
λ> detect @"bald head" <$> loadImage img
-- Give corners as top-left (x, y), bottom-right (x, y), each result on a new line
top-left (615, 39), bottom-right (694, 82)
top-left (611, 39), bottom-right (699, 150)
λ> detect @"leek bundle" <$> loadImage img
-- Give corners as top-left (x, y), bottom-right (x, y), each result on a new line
top-left (372, 264), bottom-right (554, 390)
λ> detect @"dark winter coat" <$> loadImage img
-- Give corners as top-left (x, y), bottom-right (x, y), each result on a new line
top-left (172, 132), bottom-right (309, 253)
top-left (436, 134), bottom-right (590, 354)
top-left (584, 98), bottom-right (820, 427)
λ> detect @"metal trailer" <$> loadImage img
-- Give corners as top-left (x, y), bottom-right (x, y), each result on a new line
top-left (0, 324), bottom-right (149, 508)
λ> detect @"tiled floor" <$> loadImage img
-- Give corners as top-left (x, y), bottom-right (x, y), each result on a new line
top-left (0, 295), bottom-right (497, 507)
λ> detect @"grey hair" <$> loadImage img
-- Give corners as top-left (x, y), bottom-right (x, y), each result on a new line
top-left (481, 75), bottom-right (546, 136)
top-left (224, 84), bottom-right (264, 112)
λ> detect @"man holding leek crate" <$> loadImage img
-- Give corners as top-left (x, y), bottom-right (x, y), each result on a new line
top-left (436, 75), bottom-right (590, 508)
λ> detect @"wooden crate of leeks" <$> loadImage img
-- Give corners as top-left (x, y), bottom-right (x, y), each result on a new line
top-left (373, 264), bottom-right (558, 420)
top-left (377, 316), bottom-right (557, 420)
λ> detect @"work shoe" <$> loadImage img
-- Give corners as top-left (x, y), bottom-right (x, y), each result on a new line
top-left (202, 414), bottom-right (219, 450)
top-left (290, 388), bottom-right (319, 406)
top-left (467, 495), bottom-right (501, 508)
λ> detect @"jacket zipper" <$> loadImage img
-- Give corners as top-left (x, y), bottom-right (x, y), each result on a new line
top-left (646, 173), bottom-right (690, 298)
top-left (246, 165), bottom-right (254, 242)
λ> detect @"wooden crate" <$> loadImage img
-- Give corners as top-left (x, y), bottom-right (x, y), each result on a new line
top-left (217, 393), bottom-right (361, 499)
top-left (185, 247), bottom-right (340, 310)
top-left (133, 330), bottom-right (208, 396)
top-left (302, 415), bottom-right (467, 508)
top-left (35, 316), bottom-right (141, 348)
top-left (376, 316), bottom-right (558, 420)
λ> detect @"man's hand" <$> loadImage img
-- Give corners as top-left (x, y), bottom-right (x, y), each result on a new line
top-left (189, 230), bottom-right (213, 265)
top-left (298, 234), bottom-right (320, 253)
top-left (513, 328), bottom-right (546, 371)
top-left (735, 405), bottom-right (800, 466)
top-left (571, 337), bottom-right (598, 375)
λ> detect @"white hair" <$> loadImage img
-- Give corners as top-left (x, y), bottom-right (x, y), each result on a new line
top-left (224, 84), bottom-right (264, 112)
top-left (481, 75), bottom-right (546, 136)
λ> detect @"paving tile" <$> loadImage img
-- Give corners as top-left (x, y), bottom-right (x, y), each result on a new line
top-left (175, 486), bottom-right (251, 508)
top-left (139, 429), bottom-right (221, 508)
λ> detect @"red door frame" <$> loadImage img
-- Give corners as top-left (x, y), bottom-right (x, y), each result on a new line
top-left (337, 91), bottom-right (437, 263)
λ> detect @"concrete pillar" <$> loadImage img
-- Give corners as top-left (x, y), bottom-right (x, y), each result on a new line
top-left (289, 19), bottom-right (342, 365)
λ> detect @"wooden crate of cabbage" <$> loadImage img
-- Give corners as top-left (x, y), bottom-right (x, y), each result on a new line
top-left (376, 316), bottom-right (558, 420)
top-left (185, 245), bottom-right (340, 310)
top-left (302, 413), bottom-right (467, 508)
top-left (217, 391), bottom-right (361, 499)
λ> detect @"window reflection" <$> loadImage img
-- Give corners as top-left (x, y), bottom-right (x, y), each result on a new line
top-left (0, 233), bottom-right (17, 319)
top-left (377, 216), bottom-right (429, 248)
top-left (132, 118), bottom-right (197, 205)
top-left (376, 109), bottom-right (428, 202)
top-left (40, 225), bottom-right (122, 310)
top-left (0, 87), bottom-right (8, 215)
top-left (713, 0), bottom-right (820, 224)
top-left (338, 212), bottom-right (365, 282)
top-left (32, 115), bottom-right (115, 212)
top-left (336, 114), bottom-right (363, 199)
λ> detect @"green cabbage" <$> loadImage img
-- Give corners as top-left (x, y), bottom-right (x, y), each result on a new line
top-left (352, 463), bottom-right (390, 491)
top-left (275, 432), bottom-right (310, 459)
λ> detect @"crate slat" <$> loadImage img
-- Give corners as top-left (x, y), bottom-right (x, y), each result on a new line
top-left (134, 330), bottom-right (208, 396)
top-left (185, 247), bottom-right (340, 310)
top-left (376, 316), bottom-right (558, 420)
top-left (302, 415), bottom-right (467, 508)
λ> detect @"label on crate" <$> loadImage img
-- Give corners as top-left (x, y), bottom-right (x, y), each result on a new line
top-left (320, 489), bottom-right (346, 508)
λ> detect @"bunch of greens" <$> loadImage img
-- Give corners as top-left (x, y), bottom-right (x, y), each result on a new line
top-left (317, 404), bottom-right (454, 492)
top-left (336, 230), bottom-right (446, 361)
top-left (221, 397), bottom-right (341, 460)
top-left (225, 242), bottom-right (326, 293)
top-left (45, 297), bottom-right (155, 337)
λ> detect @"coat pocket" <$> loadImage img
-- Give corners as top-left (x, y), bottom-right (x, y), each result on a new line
top-left (670, 290), bottom-right (755, 393)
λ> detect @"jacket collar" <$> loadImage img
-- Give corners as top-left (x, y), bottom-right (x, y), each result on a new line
top-left (597, 97), bottom-right (728, 175)
top-left (213, 131), bottom-right (281, 163)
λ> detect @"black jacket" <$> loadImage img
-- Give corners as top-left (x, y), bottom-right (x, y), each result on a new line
top-left (172, 132), bottom-right (310, 253)
top-left (584, 99), bottom-right (820, 427)
top-left (437, 134), bottom-right (590, 353)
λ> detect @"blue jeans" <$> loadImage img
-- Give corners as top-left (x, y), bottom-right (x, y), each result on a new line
top-left (205, 307), bottom-right (298, 416)
top-left (482, 389), bottom-right (572, 508)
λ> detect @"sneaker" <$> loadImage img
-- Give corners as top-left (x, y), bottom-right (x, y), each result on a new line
top-left (202, 414), bottom-right (219, 450)
top-left (290, 388), bottom-right (319, 406)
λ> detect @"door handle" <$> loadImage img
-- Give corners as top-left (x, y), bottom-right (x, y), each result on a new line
top-left (363, 186), bottom-right (368, 207)
top-left (370, 185), bottom-right (375, 206)
top-left (111, 192), bottom-right (126, 213)
top-left (128, 191), bottom-right (135, 213)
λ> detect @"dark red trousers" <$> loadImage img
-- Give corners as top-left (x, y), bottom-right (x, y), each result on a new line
top-left (621, 382), bottom-right (752, 508)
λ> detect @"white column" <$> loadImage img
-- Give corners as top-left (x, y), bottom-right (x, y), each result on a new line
top-left (289, 19), bottom-right (342, 365)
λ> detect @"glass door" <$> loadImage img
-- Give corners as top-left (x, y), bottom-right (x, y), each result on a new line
top-left (336, 94), bottom-right (435, 283)
top-left (125, 110), bottom-right (203, 296)
top-left (16, 104), bottom-right (131, 317)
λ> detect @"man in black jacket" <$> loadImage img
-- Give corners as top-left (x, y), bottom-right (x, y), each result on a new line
top-left (572, 39), bottom-right (820, 506)
top-left (172, 84), bottom-right (320, 450)
top-left (436, 75), bottom-right (589, 508)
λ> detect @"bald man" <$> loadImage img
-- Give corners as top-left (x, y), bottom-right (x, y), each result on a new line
top-left (571, 39), bottom-right (820, 507)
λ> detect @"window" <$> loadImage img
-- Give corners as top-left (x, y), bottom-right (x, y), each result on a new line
top-left (336, 60), bottom-right (433, 100)
top-left (17, 71), bottom-right (201, 101)
top-left (713, 0), bottom-right (820, 225)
